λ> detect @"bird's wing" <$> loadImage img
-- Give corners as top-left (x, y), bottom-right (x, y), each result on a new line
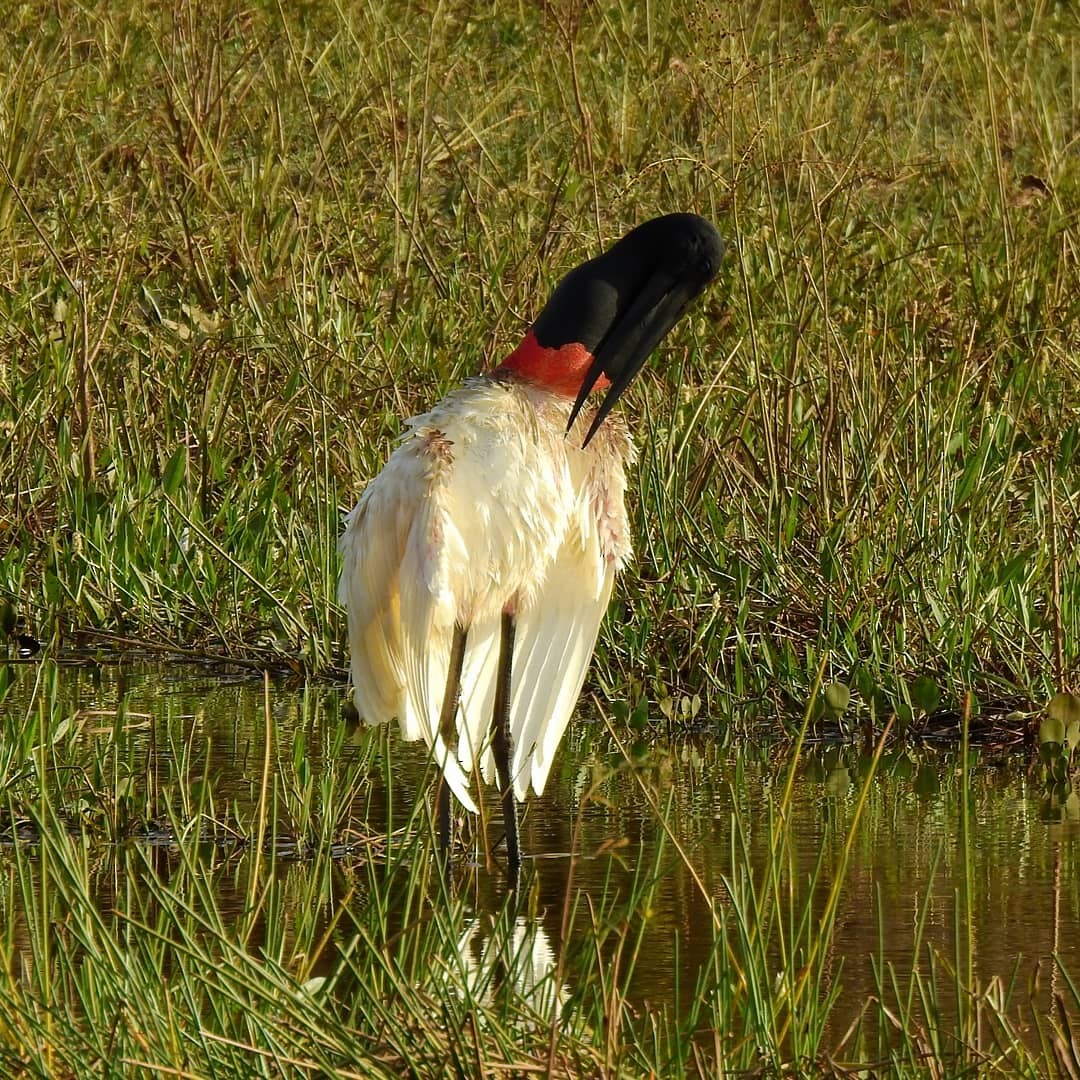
top-left (499, 420), bottom-right (633, 800)
top-left (478, 521), bottom-right (616, 802)
top-left (455, 615), bottom-right (500, 774)
top-left (472, 415), bottom-right (632, 802)
top-left (338, 441), bottom-right (478, 812)
top-left (338, 481), bottom-right (409, 731)
top-left (396, 509), bottom-right (479, 812)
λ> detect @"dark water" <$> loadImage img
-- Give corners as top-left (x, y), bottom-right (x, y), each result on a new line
top-left (2, 661), bottom-right (1078, 1045)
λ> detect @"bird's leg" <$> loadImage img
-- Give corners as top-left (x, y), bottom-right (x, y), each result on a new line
top-left (437, 778), bottom-right (451, 866)
top-left (491, 609), bottom-right (520, 886)
top-left (437, 623), bottom-right (468, 865)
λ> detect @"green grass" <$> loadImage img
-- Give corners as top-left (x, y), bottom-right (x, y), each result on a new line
top-left (1, 0), bottom-right (1077, 721)
top-left (3, 660), bottom-right (1078, 1077)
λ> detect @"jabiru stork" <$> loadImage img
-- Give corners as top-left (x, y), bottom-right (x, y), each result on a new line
top-left (339, 213), bottom-right (723, 882)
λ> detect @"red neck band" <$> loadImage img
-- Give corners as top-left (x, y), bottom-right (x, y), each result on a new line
top-left (493, 330), bottom-right (610, 399)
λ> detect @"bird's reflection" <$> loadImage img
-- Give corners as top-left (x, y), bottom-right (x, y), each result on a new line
top-left (448, 910), bottom-right (566, 1020)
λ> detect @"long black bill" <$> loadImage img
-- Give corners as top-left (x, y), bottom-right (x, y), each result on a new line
top-left (557, 214), bottom-right (724, 449)
top-left (568, 266), bottom-right (700, 447)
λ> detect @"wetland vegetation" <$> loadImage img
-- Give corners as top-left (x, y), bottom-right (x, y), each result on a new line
top-left (2, 0), bottom-right (1079, 1074)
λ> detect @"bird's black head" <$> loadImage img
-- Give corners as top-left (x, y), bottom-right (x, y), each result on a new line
top-left (531, 213), bottom-right (723, 446)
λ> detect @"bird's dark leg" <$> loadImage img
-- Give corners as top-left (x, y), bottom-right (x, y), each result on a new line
top-left (437, 777), bottom-right (452, 866)
top-left (491, 609), bottom-right (520, 887)
top-left (437, 623), bottom-right (468, 865)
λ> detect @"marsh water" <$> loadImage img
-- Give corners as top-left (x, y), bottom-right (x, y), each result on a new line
top-left (3, 661), bottom-right (1079, 1047)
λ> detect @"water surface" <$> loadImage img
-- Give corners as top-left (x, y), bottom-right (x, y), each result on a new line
top-left (2, 661), bottom-right (1077, 1049)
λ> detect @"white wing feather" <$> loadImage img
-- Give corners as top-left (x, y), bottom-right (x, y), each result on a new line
top-left (481, 531), bottom-right (615, 800)
top-left (474, 426), bottom-right (628, 800)
top-left (455, 615), bottom-right (500, 773)
top-left (339, 441), bottom-right (478, 812)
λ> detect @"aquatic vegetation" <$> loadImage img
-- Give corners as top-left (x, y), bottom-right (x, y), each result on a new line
top-left (1, 663), bottom-right (1078, 1076)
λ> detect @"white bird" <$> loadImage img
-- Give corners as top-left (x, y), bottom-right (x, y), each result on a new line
top-left (339, 214), bottom-right (723, 881)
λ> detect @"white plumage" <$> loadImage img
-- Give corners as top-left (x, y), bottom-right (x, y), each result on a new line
top-left (338, 375), bottom-right (633, 811)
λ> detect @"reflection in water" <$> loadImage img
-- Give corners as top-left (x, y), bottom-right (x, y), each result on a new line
top-left (453, 915), bottom-right (564, 1019)
top-left (2, 662), bottom-right (1079, 1047)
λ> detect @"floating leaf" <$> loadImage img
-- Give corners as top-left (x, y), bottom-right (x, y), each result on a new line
top-left (630, 699), bottom-right (650, 732)
top-left (895, 700), bottom-right (914, 730)
top-left (1039, 715), bottom-right (1066, 747)
top-left (910, 676), bottom-right (940, 714)
top-left (824, 766), bottom-right (851, 798)
top-left (823, 682), bottom-right (850, 717)
top-left (1041, 741), bottom-right (1064, 767)
top-left (1047, 692), bottom-right (1080, 728)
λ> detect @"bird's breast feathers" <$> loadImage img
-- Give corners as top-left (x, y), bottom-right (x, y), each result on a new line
top-left (407, 376), bottom-right (632, 616)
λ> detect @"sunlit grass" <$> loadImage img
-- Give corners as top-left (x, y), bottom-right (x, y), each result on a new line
top-left (2, 662), bottom-right (1076, 1076)
top-left (1, 0), bottom-right (1077, 720)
